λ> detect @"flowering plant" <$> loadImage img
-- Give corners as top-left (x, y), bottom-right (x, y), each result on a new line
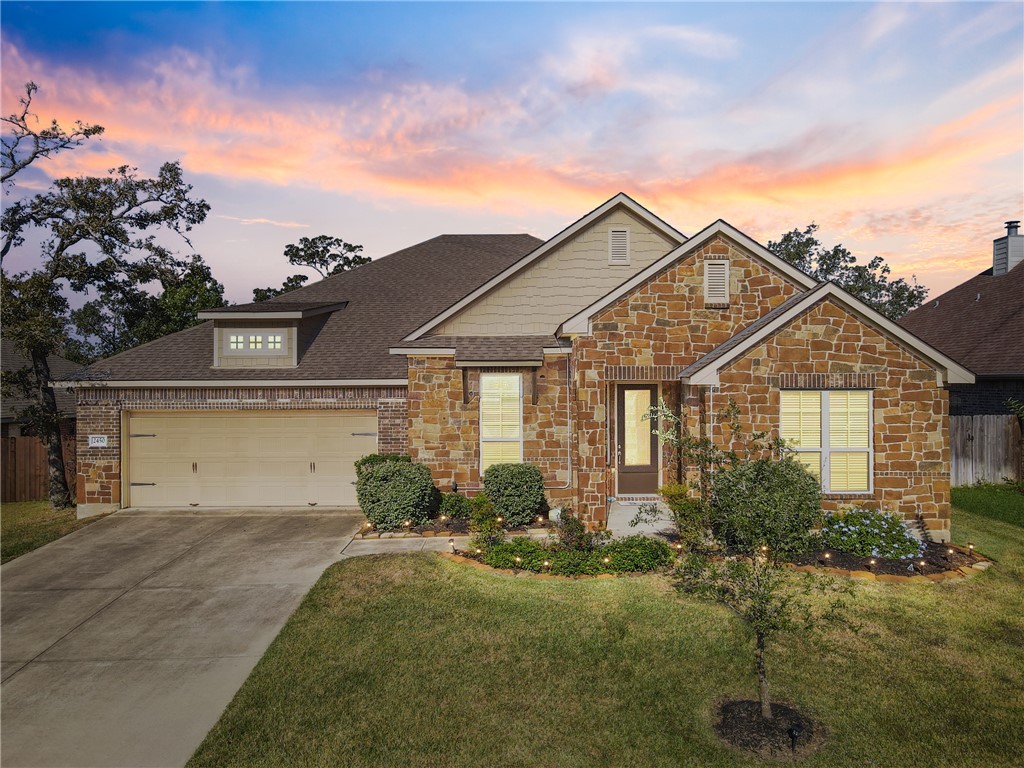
top-left (818, 507), bottom-right (924, 559)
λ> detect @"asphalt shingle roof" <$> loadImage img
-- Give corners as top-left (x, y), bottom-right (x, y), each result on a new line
top-left (899, 264), bottom-right (1024, 377)
top-left (76, 234), bottom-right (544, 382)
top-left (1, 338), bottom-right (80, 421)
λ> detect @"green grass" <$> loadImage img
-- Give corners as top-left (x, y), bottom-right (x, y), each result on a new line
top-left (1, 501), bottom-right (101, 564)
top-left (951, 482), bottom-right (1024, 530)
top-left (189, 507), bottom-right (1024, 768)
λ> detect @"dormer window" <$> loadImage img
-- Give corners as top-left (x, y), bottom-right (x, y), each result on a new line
top-left (229, 335), bottom-right (245, 350)
top-left (704, 260), bottom-right (730, 306)
top-left (221, 329), bottom-right (291, 357)
top-left (609, 227), bottom-right (630, 265)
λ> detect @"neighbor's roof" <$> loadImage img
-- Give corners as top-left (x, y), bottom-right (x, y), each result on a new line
top-left (71, 234), bottom-right (543, 383)
top-left (899, 264), bottom-right (1024, 377)
top-left (1, 338), bottom-right (79, 420)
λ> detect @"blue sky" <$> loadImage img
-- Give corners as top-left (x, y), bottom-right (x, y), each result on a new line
top-left (2, 1), bottom-right (1022, 303)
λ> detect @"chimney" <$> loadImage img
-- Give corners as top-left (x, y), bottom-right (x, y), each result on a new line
top-left (992, 220), bottom-right (1023, 275)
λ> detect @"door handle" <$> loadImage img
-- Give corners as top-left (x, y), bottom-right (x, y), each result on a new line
top-left (312, 461), bottom-right (316, 473)
top-left (192, 461), bottom-right (197, 474)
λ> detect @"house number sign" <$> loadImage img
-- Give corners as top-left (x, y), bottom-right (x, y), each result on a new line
top-left (88, 435), bottom-right (109, 448)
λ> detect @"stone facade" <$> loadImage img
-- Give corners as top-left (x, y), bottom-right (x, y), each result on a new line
top-left (406, 354), bottom-right (573, 504)
top-left (573, 235), bottom-right (803, 521)
top-left (718, 298), bottom-right (951, 539)
top-left (75, 385), bottom-right (407, 516)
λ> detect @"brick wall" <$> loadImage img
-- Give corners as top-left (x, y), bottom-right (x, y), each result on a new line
top-left (406, 354), bottom-right (573, 503)
top-left (948, 379), bottom-right (1024, 416)
top-left (717, 298), bottom-right (951, 539)
top-left (75, 385), bottom-right (407, 512)
top-left (573, 235), bottom-right (803, 523)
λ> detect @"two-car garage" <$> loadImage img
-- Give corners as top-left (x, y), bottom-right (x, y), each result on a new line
top-left (124, 411), bottom-right (378, 508)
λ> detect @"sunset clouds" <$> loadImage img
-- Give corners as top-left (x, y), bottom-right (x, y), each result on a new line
top-left (2, 2), bottom-right (1021, 302)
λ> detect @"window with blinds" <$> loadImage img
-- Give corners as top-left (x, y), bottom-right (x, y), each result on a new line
top-left (480, 374), bottom-right (522, 471)
top-left (608, 228), bottom-right (630, 264)
top-left (780, 390), bottom-right (872, 493)
top-left (704, 260), bottom-right (730, 304)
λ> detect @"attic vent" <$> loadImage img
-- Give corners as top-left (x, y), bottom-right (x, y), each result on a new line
top-left (704, 260), bottom-right (730, 305)
top-left (609, 228), bottom-right (630, 265)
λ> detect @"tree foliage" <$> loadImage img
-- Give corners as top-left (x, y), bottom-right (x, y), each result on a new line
top-left (253, 234), bottom-right (368, 301)
top-left (1, 81), bottom-right (210, 506)
top-left (768, 223), bottom-right (928, 319)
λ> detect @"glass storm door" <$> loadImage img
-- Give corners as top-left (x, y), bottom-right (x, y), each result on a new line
top-left (616, 384), bottom-right (659, 494)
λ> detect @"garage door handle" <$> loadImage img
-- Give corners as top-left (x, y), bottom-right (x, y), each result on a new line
top-left (130, 482), bottom-right (156, 487)
top-left (130, 433), bottom-right (157, 438)
top-left (351, 432), bottom-right (377, 437)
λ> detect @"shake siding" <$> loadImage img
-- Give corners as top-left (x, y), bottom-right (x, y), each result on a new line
top-left (434, 209), bottom-right (675, 336)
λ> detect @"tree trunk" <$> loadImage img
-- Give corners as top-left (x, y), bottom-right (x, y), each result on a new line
top-left (755, 634), bottom-right (773, 720)
top-left (31, 350), bottom-right (73, 509)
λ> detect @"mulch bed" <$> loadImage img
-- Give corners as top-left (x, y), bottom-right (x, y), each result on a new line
top-left (409, 519), bottom-right (556, 536)
top-left (716, 699), bottom-right (824, 760)
top-left (791, 541), bottom-right (982, 577)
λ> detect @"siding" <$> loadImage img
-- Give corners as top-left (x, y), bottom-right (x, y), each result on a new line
top-left (434, 208), bottom-right (676, 336)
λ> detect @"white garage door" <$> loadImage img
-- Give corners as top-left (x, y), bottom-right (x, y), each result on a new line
top-left (126, 411), bottom-right (377, 508)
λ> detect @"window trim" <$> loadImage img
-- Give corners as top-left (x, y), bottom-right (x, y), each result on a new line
top-left (479, 373), bottom-right (523, 472)
top-left (608, 227), bottom-right (631, 265)
top-left (221, 329), bottom-right (290, 357)
top-left (782, 390), bottom-right (873, 494)
top-left (704, 260), bottom-right (730, 305)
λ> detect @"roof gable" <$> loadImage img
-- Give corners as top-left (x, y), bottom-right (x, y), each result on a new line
top-left (403, 193), bottom-right (686, 341)
top-left (560, 219), bottom-right (818, 334)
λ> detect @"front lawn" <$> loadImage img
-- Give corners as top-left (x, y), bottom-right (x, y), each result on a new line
top-left (189, 507), bottom-right (1024, 768)
top-left (1, 501), bottom-right (101, 564)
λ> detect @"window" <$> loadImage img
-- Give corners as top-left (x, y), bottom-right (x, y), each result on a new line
top-left (222, 329), bottom-right (288, 356)
top-left (229, 335), bottom-right (245, 350)
top-left (608, 227), bottom-right (630, 265)
top-left (480, 374), bottom-right (522, 471)
top-left (248, 335), bottom-right (263, 350)
top-left (780, 390), bottom-right (872, 493)
top-left (267, 335), bottom-right (282, 350)
top-left (704, 260), bottom-right (730, 305)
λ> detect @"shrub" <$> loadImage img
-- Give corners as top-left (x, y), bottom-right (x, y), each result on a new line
top-left (710, 457), bottom-right (821, 559)
top-left (603, 536), bottom-right (673, 572)
top-left (469, 492), bottom-right (505, 551)
top-left (483, 463), bottom-right (547, 527)
top-left (548, 548), bottom-right (606, 576)
top-left (440, 492), bottom-right (472, 520)
top-left (660, 483), bottom-right (711, 549)
top-left (483, 538), bottom-right (547, 570)
top-left (554, 509), bottom-right (609, 551)
top-left (354, 453), bottom-right (411, 478)
top-left (356, 461), bottom-right (438, 530)
top-left (819, 507), bottom-right (924, 559)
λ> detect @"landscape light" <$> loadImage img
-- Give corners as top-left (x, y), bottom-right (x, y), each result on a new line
top-left (440, 515), bottom-right (448, 522)
top-left (475, 548), bottom-right (482, 555)
top-left (403, 520), bottom-right (412, 528)
top-left (760, 545), bottom-right (769, 552)
top-left (823, 552), bottom-right (831, 560)
top-left (537, 516), bottom-right (544, 523)
top-left (968, 543), bottom-right (975, 552)
top-left (918, 560), bottom-right (926, 568)
top-left (496, 516), bottom-right (504, 523)
top-left (543, 560), bottom-right (550, 568)
top-left (514, 556), bottom-right (522, 564)
top-left (947, 548), bottom-right (954, 555)
top-left (603, 556), bottom-right (611, 564)
top-left (675, 543), bottom-right (684, 551)
top-left (869, 559), bottom-right (877, 567)
top-left (448, 538), bottom-right (455, 553)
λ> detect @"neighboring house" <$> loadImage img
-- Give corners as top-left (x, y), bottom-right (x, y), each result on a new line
top-left (900, 221), bottom-right (1024, 416)
top-left (1, 338), bottom-right (79, 436)
top-left (63, 194), bottom-right (972, 542)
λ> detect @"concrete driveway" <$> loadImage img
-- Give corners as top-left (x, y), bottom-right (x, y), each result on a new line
top-left (1, 507), bottom-right (362, 768)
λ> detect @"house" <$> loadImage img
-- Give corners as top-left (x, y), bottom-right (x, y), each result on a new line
top-left (900, 221), bottom-right (1024, 417)
top-left (2, 338), bottom-right (79, 501)
top-left (62, 194), bottom-right (973, 542)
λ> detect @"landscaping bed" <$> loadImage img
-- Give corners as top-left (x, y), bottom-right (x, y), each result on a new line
top-left (791, 541), bottom-right (990, 577)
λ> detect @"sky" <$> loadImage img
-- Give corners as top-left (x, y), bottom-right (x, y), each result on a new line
top-left (2, 1), bottom-right (1022, 305)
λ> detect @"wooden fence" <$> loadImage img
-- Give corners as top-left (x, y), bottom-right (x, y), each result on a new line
top-left (950, 415), bottom-right (1023, 486)
top-left (1, 435), bottom-right (77, 503)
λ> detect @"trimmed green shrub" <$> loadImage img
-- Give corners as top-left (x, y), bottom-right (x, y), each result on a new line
top-left (483, 538), bottom-right (547, 570)
top-left (660, 483), bottom-right (710, 549)
top-left (554, 509), bottom-right (609, 551)
top-left (354, 453), bottom-right (411, 478)
top-left (819, 508), bottom-right (924, 559)
top-left (710, 457), bottom-right (822, 559)
top-left (548, 549), bottom-right (606, 576)
top-left (469, 492), bottom-right (505, 551)
top-left (603, 535), bottom-right (673, 572)
top-left (440, 492), bottom-right (472, 520)
top-left (356, 461), bottom-right (438, 530)
top-left (483, 463), bottom-right (547, 527)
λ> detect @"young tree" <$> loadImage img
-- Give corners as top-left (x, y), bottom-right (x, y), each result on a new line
top-left (253, 234), bottom-right (368, 301)
top-left (2, 82), bottom-right (209, 506)
top-left (678, 554), bottom-right (849, 720)
top-left (768, 223), bottom-right (928, 319)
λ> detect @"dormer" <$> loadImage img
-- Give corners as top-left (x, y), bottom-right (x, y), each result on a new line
top-left (198, 301), bottom-right (346, 369)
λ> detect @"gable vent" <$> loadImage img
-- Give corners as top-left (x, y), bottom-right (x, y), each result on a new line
top-left (704, 260), bottom-right (730, 305)
top-left (609, 228), bottom-right (630, 265)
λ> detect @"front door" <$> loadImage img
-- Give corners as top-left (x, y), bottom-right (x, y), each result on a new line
top-left (615, 384), bottom-right (659, 495)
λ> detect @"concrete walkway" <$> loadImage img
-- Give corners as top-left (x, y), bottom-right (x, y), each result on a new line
top-left (1, 507), bottom-right (362, 768)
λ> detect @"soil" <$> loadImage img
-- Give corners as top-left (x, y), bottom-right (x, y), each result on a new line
top-left (791, 541), bottom-right (982, 576)
top-left (716, 699), bottom-right (824, 761)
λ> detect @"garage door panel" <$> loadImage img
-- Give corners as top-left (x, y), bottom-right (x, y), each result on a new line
top-left (127, 411), bottom-right (376, 508)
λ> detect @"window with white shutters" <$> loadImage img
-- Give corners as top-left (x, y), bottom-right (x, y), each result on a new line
top-left (480, 374), bottom-right (522, 471)
top-left (608, 228), bottom-right (630, 265)
top-left (704, 260), bottom-right (730, 305)
top-left (780, 390), bottom-right (872, 493)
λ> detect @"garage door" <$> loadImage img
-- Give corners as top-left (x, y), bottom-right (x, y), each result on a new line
top-left (126, 411), bottom-right (377, 508)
